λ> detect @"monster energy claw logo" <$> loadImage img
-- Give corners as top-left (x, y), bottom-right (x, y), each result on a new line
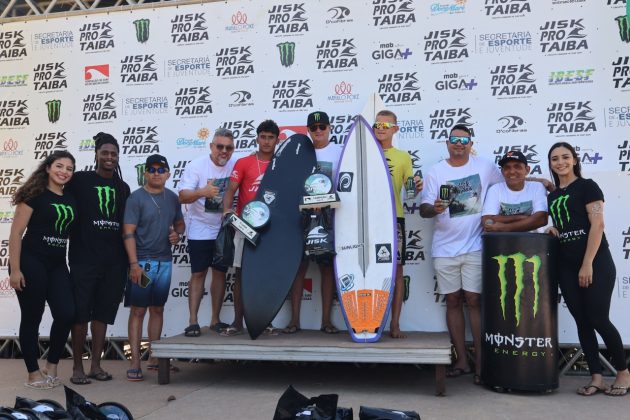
top-left (133, 19), bottom-right (150, 43)
top-left (51, 203), bottom-right (74, 233)
top-left (46, 100), bottom-right (61, 123)
top-left (549, 194), bottom-right (570, 228)
top-left (277, 42), bottom-right (296, 67)
top-left (616, 15), bottom-right (630, 43)
top-left (135, 163), bottom-right (146, 187)
top-left (95, 186), bottom-right (116, 217)
top-left (493, 253), bottom-right (541, 327)
top-left (313, 112), bottom-right (321, 122)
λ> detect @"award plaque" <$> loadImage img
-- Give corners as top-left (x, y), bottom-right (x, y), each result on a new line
top-left (228, 200), bottom-right (271, 245)
top-left (241, 200), bottom-right (271, 229)
top-left (299, 173), bottom-right (340, 209)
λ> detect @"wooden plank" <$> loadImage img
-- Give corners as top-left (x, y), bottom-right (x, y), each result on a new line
top-left (158, 357), bottom-right (170, 385)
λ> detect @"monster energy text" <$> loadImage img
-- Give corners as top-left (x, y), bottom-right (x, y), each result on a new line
top-left (46, 99), bottom-right (61, 123)
top-left (134, 19), bottom-right (150, 43)
top-left (277, 42), bottom-right (296, 67)
top-left (493, 252), bottom-right (541, 326)
top-left (51, 203), bottom-right (74, 233)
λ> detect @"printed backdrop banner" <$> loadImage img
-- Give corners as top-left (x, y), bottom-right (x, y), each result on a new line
top-left (1, 0), bottom-right (629, 345)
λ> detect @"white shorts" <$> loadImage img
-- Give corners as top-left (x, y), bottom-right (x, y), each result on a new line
top-left (232, 230), bottom-right (245, 268)
top-left (433, 250), bottom-right (482, 295)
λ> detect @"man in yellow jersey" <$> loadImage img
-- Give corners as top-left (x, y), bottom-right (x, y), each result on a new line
top-left (373, 110), bottom-right (422, 338)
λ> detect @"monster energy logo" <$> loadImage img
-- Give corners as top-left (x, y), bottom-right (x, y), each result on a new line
top-left (549, 194), bottom-right (570, 228)
top-left (493, 253), bottom-right (541, 327)
top-left (277, 42), bottom-right (296, 67)
top-left (95, 186), bottom-right (116, 217)
top-left (51, 203), bottom-right (74, 233)
top-left (616, 1), bottom-right (630, 44)
top-left (46, 100), bottom-right (61, 123)
top-left (313, 112), bottom-right (322, 122)
top-left (133, 19), bottom-right (150, 43)
top-left (135, 163), bottom-right (146, 187)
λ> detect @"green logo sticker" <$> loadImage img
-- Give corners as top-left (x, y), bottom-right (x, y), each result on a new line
top-left (549, 194), bottom-right (570, 228)
top-left (95, 186), bottom-right (116, 217)
top-left (493, 252), bottom-right (541, 327)
top-left (46, 99), bottom-right (61, 123)
top-left (277, 42), bottom-right (296, 67)
top-left (133, 19), bottom-right (151, 43)
top-left (51, 203), bottom-right (74, 233)
top-left (135, 163), bottom-right (146, 187)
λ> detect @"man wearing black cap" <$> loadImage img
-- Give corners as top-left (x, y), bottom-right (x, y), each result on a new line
top-left (284, 111), bottom-right (342, 335)
top-left (122, 154), bottom-right (184, 381)
top-left (481, 151), bottom-right (548, 232)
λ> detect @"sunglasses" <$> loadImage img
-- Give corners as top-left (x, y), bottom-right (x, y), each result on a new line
top-left (309, 124), bottom-right (328, 132)
top-left (147, 167), bottom-right (168, 174)
top-left (448, 136), bottom-right (471, 145)
top-left (372, 122), bottom-right (396, 130)
top-left (213, 143), bottom-right (235, 151)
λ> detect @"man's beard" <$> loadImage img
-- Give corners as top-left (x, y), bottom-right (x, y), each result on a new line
top-left (212, 154), bottom-right (228, 166)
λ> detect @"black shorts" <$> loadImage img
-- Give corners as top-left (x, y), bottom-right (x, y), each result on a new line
top-left (397, 217), bottom-right (406, 266)
top-left (188, 239), bottom-right (228, 274)
top-left (71, 262), bottom-right (127, 325)
top-left (302, 253), bottom-right (334, 266)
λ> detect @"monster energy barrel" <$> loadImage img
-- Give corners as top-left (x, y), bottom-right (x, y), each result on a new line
top-left (481, 232), bottom-right (558, 391)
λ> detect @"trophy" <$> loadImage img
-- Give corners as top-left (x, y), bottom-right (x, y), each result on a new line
top-left (299, 172), bottom-right (340, 210)
top-left (227, 200), bottom-right (271, 245)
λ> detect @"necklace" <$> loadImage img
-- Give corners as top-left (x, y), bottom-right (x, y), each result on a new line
top-left (145, 187), bottom-right (165, 215)
top-left (255, 152), bottom-right (269, 177)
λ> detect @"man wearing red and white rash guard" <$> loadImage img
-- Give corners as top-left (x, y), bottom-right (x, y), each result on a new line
top-left (221, 120), bottom-right (280, 336)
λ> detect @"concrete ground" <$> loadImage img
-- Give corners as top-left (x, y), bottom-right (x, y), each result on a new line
top-left (0, 358), bottom-right (627, 419)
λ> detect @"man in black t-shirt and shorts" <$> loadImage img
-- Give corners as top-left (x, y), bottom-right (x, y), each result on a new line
top-left (66, 133), bottom-right (130, 384)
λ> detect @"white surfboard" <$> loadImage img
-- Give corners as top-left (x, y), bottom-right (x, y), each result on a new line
top-left (334, 114), bottom-right (397, 343)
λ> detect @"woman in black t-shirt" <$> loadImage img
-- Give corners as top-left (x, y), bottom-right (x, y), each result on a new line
top-left (8, 150), bottom-right (77, 390)
top-left (547, 142), bottom-right (629, 397)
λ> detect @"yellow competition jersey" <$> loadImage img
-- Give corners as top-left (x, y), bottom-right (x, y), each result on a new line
top-left (383, 147), bottom-right (413, 217)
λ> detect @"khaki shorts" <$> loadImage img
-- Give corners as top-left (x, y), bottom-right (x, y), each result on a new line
top-left (433, 250), bottom-right (482, 295)
top-left (232, 230), bottom-right (245, 268)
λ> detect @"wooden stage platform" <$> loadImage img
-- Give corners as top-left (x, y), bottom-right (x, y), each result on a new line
top-left (152, 328), bottom-right (452, 395)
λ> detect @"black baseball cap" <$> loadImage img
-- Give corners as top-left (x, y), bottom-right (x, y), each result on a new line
top-left (307, 111), bottom-right (330, 127)
top-left (145, 154), bottom-right (170, 170)
top-left (498, 151), bottom-right (528, 167)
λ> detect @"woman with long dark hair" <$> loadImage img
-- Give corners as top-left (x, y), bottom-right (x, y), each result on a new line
top-left (547, 142), bottom-right (629, 396)
top-left (9, 150), bottom-right (77, 389)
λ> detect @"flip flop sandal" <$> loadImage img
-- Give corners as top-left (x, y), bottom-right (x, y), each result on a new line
top-left (184, 323), bottom-right (201, 337)
top-left (70, 376), bottom-right (91, 385)
top-left (577, 384), bottom-right (607, 396)
top-left (446, 367), bottom-right (472, 378)
top-left (24, 379), bottom-right (53, 390)
top-left (320, 325), bottom-right (339, 334)
top-left (209, 322), bottom-right (230, 333)
top-left (126, 368), bottom-right (143, 382)
top-left (282, 325), bottom-right (301, 334)
top-left (264, 326), bottom-right (280, 335)
top-left (87, 371), bottom-right (113, 381)
top-left (605, 385), bottom-right (629, 396)
top-left (220, 326), bottom-right (244, 337)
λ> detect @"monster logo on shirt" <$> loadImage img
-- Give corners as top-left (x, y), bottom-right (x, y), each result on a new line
top-left (94, 185), bottom-right (116, 217)
top-left (51, 203), bottom-right (75, 233)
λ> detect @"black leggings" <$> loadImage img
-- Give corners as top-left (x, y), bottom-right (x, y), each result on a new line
top-left (15, 253), bottom-right (75, 373)
top-left (559, 249), bottom-right (626, 374)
